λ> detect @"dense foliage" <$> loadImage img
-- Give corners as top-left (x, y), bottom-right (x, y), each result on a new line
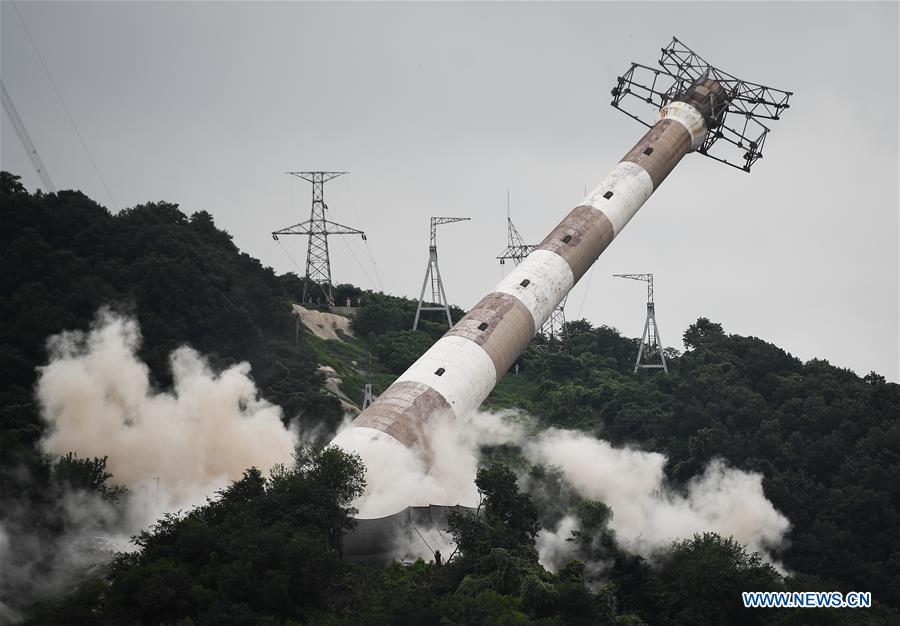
top-left (28, 446), bottom-right (365, 625)
top-left (2, 174), bottom-right (898, 623)
top-left (494, 317), bottom-right (900, 610)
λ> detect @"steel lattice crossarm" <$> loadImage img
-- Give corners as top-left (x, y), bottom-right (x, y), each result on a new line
top-left (289, 171), bottom-right (347, 183)
top-left (430, 217), bottom-right (470, 247)
top-left (271, 218), bottom-right (366, 239)
top-left (272, 172), bottom-right (365, 241)
top-left (613, 273), bottom-right (654, 302)
top-left (610, 36), bottom-right (792, 172)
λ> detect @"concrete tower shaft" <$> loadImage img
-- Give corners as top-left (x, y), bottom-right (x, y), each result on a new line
top-left (331, 95), bottom-right (711, 458)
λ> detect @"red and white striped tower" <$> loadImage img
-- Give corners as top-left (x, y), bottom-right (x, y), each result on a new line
top-left (332, 39), bottom-right (791, 466)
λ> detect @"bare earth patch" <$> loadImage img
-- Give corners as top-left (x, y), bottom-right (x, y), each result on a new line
top-left (292, 304), bottom-right (354, 341)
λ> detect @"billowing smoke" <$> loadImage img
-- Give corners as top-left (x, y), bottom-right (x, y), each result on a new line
top-left (2, 310), bottom-right (301, 617)
top-left (535, 515), bottom-right (582, 572)
top-left (333, 408), bottom-right (527, 518)
top-left (336, 415), bottom-right (790, 571)
top-left (37, 309), bottom-right (298, 511)
top-left (524, 429), bottom-right (790, 564)
top-left (332, 409), bottom-right (528, 563)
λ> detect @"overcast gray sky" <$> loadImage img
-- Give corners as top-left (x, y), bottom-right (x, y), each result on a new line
top-left (3, 1), bottom-right (898, 381)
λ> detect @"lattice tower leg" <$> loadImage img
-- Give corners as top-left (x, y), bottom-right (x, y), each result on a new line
top-left (413, 247), bottom-right (454, 330)
top-left (362, 384), bottom-right (375, 410)
top-left (634, 302), bottom-right (667, 373)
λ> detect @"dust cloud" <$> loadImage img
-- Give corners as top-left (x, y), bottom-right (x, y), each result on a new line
top-left (1, 310), bottom-right (302, 617)
top-left (37, 309), bottom-right (298, 512)
top-left (335, 413), bottom-right (790, 569)
top-left (524, 429), bottom-right (790, 562)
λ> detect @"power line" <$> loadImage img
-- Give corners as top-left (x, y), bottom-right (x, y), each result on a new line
top-left (363, 239), bottom-right (385, 292)
top-left (338, 235), bottom-right (377, 291)
top-left (11, 0), bottom-right (118, 210)
top-left (577, 264), bottom-right (595, 319)
top-left (0, 79), bottom-right (55, 191)
top-left (276, 239), bottom-right (304, 275)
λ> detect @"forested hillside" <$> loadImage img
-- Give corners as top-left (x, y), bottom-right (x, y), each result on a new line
top-left (2, 172), bottom-right (898, 624)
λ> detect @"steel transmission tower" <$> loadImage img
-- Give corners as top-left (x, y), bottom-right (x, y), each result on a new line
top-left (615, 273), bottom-right (667, 373)
top-left (497, 193), bottom-right (567, 344)
top-left (271, 172), bottom-right (366, 304)
top-left (413, 217), bottom-right (470, 330)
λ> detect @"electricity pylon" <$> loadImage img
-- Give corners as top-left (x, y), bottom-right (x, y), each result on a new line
top-left (413, 216), bottom-right (469, 330)
top-left (272, 172), bottom-right (366, 305)
top-left (614, 273), bottom-right (667, 373)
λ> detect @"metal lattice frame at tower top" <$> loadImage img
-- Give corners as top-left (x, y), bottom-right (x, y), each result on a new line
top-left (615, 273), bottom-right (667, 373)
top-left (333, 38), bottom-right (791, 460)
top-left (612, 36), bottom-right (791, 172)
top-left (271, 172), bottom-right (366, 304)
top-left (413, 217), bottom-right (470, 330)
top-left (497, 197), bottom-right (567, 346)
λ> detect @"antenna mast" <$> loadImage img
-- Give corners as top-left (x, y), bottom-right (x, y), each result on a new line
top-left (271, 171), bottom-right (366, 305)
top-left (614, 273), bottom-right (667, 373)
top-left (413, 216), bottom-right (469, 330)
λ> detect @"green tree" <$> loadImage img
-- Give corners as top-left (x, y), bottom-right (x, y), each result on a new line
top-left (656, 533), bottom-right (783, 626)
top-left (53, 452), bottom-right (126, 503)
top-left (682, 317), bottom-right (725, 350)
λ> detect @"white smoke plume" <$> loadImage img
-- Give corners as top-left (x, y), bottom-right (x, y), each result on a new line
top-left (334, 408), bottom-right (528, 518)
top-left (524, 429), bottom-right (790, 562)
top-left (37, 309), bottom-right (299, 514)
top-left (336, 417), bottom-right (789, 569)
top-left (535, 515), bottom-right (581, 572)
top-left (0, 310), bottom-right (303, 618)
top-left (331, 409), bottom-right (528, 566)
